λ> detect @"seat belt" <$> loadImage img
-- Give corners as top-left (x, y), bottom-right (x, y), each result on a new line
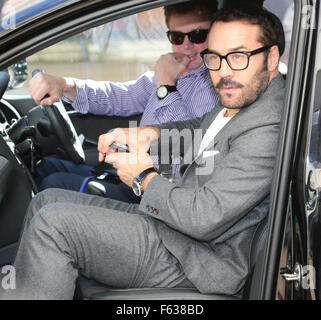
top-left (79, 172), bottom-right (109, 193)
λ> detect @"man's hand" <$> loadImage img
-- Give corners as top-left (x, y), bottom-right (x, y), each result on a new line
top-left (29, 72), bottom-right (76, 105)
top-left (154, 52), bottom-right (190, 87)
top-left (97, 126), bottom-right (160, 162)
top-left (105, 151), bottom-right (157, 189)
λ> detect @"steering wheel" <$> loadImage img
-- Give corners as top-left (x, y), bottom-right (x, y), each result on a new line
top-left (0, 72), bottom-right (10, 135)
top-left (32, 69), bottom-right (85, 164)
top-left (44, 101), bottom-right (85, 164)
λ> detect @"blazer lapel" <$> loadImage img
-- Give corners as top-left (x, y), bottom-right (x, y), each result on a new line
top-left (181, 100), bottom-right (251, 175)
top-left (179, 106), bottom-right (224, 176)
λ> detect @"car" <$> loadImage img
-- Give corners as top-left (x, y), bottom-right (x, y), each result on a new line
top-left (0, 0), bottom-right (319, 301)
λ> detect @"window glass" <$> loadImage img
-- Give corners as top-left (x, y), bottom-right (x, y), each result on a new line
top-left (7, 7), bottom-right (171, 95)
top-left (264, 0), bottom-right (294, 69)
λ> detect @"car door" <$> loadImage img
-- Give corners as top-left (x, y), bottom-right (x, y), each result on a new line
top-left (248, 0), bottom-right (321, 300)
top-left (3, 0), bottom-right (311, 300)
top-left (0, 79), bottom-right (33, 268)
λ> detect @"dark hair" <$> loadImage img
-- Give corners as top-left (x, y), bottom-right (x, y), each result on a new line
top-left (164, 0), bottom-right (218, 27)
top-left (223, 0), bottom-right (264, 10)
top-left (210, 6), bottom-right (284, 54)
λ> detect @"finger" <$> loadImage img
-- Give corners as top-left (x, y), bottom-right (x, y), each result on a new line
top-left (106, 152), bottom-right (134, 168)
top-left (39, 97), bottom-right (54, 106)
top-left (180, 54), bottom-right (191, 66)
top-left (172, 54), bottom-right (183, 63)
top-left (30, 82), bottom-right (49, 104)
top-left (172, 52), bottom-right (187, 60)
top-left (39, 87), bottom-right (62, 106)
top-left (157, 53), bottom-right (174, 65)
top-left (97, 133), bottom-right (114, 155)
top-left (98, 151), bottom-right (106, 162)
top-left (104, 152), bottom-right (119, 165)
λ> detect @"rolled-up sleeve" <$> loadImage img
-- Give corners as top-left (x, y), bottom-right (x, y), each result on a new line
top-left (62, 72), bottom-right (155, 117)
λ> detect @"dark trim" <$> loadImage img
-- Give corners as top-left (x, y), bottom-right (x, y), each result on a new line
top-left (259, 0), bottom-right (316, 299)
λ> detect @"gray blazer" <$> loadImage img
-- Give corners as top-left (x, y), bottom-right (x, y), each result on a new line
top-left (139, 74), bottom-right (285, 295)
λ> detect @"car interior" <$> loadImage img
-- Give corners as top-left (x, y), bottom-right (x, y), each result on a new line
top-left (0, 0), bottom-right (299, 299)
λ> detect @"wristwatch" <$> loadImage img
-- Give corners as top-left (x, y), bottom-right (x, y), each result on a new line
top-left (132, 167), bottom-right (159, 197)
top-left (156, 85), bottom-right (177, 100)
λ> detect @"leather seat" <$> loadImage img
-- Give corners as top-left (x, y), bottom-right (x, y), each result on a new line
top-left (74, 216), bottom-right (268, 300)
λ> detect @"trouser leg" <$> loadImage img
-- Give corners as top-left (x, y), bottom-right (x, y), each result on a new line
top-left (2, 190), bottom-right (192, 299)
top-left (21, 188), bottom-right (140, 236)
top-left (35, 157), bottom-right (93, 187)
top-left (38, 172), bottom-right (141, 203)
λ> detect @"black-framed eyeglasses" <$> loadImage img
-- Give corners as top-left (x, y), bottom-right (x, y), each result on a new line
top-left (166, 29), bottom-right (209, 45)
top-left (200, 45), bottom-right (272, 71)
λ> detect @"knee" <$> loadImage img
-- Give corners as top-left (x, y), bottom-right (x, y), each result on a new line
top-left (28, 189), bottom-right (56, 213)
top-left (35, 157), bottom-right (60, 183)
top-left (22, 204), bottom-right (76, 255)
top-left (25, 189), bottom-right (66, 225)
top-left (38, 172), bottom-right (70, 191)
top-left (34, 188), bottom-right (67, 205)
top-left (29, 203), bottom-right (74, 234)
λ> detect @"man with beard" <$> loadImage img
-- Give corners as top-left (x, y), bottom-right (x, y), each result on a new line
top-left (3, 6), bottom-right (285, 299)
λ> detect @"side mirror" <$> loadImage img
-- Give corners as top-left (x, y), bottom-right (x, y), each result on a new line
top-left (7, 59), bottom-right (28, 90)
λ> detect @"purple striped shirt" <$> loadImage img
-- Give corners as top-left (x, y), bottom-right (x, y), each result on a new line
top-left (64, 65), bottom-right (219, 126)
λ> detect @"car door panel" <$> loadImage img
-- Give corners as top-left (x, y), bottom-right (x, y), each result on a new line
top-left (0, 136), bottom-right (33, 266)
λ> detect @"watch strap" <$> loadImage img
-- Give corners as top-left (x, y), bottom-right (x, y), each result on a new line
top-left (136, 167), bottom-right (159, 183)
top-left (164, 85), bottom-right (177, 93)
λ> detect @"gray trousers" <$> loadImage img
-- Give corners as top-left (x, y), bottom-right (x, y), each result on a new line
top-left (2, 188), bottom-right (193, 300)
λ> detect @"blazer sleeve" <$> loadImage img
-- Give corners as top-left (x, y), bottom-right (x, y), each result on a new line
top-left (139, 122), bottom-right (280, 242)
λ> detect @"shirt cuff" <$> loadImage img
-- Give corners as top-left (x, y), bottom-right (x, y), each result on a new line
top-left (64, 78), bottom-right (89, 114)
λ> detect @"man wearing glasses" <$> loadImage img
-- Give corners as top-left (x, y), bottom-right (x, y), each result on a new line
top-left (29, 0), bottom-right (219, 202)
top-left (4, 6), bottom-right (285, 299)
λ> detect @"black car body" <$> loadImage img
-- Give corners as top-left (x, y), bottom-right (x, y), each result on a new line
top-left (0, 0), bottom-right (320, 300)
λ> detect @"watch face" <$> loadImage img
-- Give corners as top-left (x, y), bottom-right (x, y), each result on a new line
top-left (132, 178), bottom-right (142, 197)
top-left (157, 86), bottom-right (168, 99)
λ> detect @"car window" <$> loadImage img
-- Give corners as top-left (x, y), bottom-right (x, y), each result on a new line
top-left (305, 98), bottom-right (321, 240)
top-left (3, 1), bottom-right (294, 95)
top-left (5, 7), bottom-right (171, 96)
top-left (264, 0), bottom-right (294, 69)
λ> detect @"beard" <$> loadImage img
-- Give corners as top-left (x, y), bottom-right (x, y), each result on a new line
top-left (215, 61), bottom-right (270, 109)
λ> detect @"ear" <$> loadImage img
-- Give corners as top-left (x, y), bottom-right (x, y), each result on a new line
top-left (267, 45), bottom-right (280, 72)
